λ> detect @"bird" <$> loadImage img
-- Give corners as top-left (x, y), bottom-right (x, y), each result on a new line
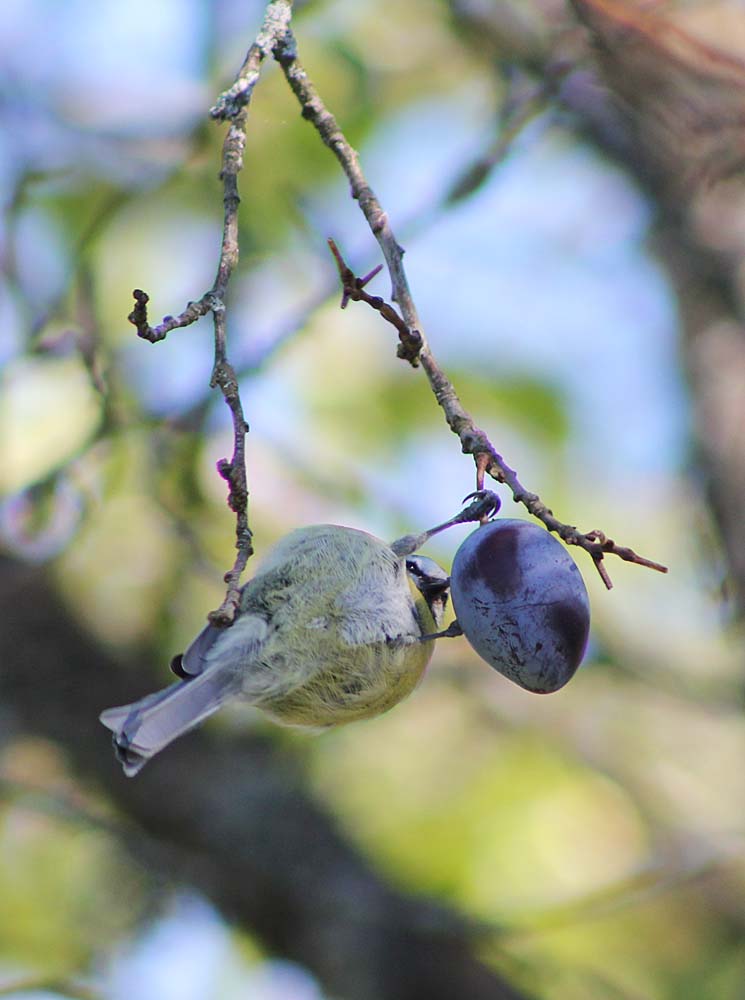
top-left (100, 523), bottom-right (452, 776)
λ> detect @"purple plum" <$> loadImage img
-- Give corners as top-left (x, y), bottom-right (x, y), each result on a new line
top-left (450, 519), bottom-right (590, 693)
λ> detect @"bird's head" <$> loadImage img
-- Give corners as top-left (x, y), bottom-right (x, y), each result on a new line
top-left (406, 555), bottom-right (450, 629)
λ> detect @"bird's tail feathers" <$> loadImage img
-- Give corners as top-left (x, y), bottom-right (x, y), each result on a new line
top-left (99, 667), bottom-right (242, 777)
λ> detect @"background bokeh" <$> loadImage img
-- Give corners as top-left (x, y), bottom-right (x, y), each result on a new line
top-left (2, 1), bottom-right (745, 998)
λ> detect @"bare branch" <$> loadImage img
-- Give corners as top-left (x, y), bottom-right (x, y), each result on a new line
top-left (128, 288), bottom-right (215, 342)
top-left (327, 238), bottom-right (422, 363)
top-left (272, 28), bottom-right (424, 337)
top-left (126, 3), bottom-right (297, 624)
top-left (209, 0), bottom-right (294, 122)
top-left (264, 15), bottom-right (669, 586)
top-left (209, 321), bottom-right (252, 627)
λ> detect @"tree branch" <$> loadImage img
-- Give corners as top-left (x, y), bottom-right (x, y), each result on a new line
top-left (272, 25), bottom-right (425, 348)
top-left (126, 2), bottom-right (297, 625)
top-left (269, 17), bottom-right (667, 589)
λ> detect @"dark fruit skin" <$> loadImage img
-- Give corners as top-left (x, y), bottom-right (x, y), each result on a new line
top-left (450, 519), bottom-right (590, 693)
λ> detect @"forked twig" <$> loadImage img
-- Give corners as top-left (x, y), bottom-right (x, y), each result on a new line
top-left (127, 1), bottom-right (296, 624)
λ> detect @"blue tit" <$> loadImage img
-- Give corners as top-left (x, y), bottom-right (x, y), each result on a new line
top-left (100, 524), bottom-right (451, 776)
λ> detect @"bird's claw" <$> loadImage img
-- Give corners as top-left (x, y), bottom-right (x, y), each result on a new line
top-left (419, 620), bottom-right (464, 642)
top-left (390, 490), bottom-right (501, 557)
top-left (457, 489), bottom-right (501, 524)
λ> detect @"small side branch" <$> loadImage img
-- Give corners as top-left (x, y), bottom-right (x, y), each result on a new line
top-left (128, 289), bottom-right (213, 343)
top-left (327, 239), bottom-right (422, 364)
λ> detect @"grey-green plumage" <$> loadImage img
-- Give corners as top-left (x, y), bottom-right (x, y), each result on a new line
top-left (100, 525), bottom-right (450, 776)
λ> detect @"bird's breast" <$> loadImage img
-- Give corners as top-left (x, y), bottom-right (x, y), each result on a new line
top-left (258, 632), bottom-right (433, 728)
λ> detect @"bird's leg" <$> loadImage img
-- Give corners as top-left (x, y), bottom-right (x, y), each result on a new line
top-left (390, 490), bottom-right (501, 557)
top-left (419, 620), bottom-right (464, 642)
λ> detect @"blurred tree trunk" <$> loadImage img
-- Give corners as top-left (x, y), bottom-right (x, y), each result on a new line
top-left (452, 0), bottom-right (745, 616)
top-left (0, 555), bottom-right (529, 1000)
top-left (568, 0), bottom-right (745, 615)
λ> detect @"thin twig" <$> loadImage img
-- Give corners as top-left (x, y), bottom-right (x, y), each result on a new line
top-left (127, 1), bottom-right (295, 624)
top-left (327, 238), bottom-right (422, 362)
top-left (272, 27), bottom-right (424, 343)
top-left (268, 20), bottom-right (667, 587)
top-left (128, 288), bottom-right (212, 342)
top-left (209, 0), bottom-right (294, 122)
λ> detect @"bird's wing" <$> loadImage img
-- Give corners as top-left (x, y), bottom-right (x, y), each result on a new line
top-left (177, 620), bottom-right (223, 677)
top-left (179, 611), bottom-right (270, 677)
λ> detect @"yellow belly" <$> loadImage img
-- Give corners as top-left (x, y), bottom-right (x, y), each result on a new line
top-left (259, 636), bottom-right (434, 728)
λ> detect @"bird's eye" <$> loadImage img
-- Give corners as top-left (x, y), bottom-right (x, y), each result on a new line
top-left (405, 558), bottom-right (418, 576)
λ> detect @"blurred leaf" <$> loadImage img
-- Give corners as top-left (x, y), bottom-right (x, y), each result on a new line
top-left (0, 356), bottom-right (102, 494)
top-left (0, 752), bottom-right (144, 974)
top-left (309, 364), bottom-right (569, 450)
